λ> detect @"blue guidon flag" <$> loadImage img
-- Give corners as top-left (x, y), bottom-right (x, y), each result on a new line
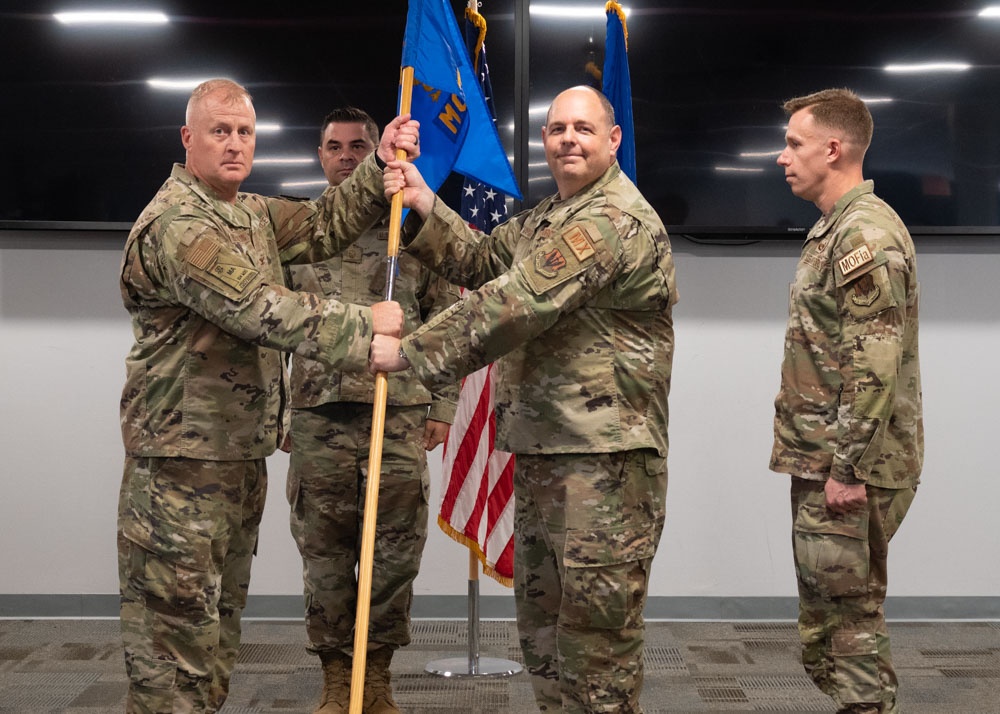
top-left (603, 1), bottom-right (636, 184)
top-left (401, 0), bottom-right (521, 199)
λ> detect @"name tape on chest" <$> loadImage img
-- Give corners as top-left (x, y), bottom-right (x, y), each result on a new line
top-left (837, 243), bottom-right (874, 277)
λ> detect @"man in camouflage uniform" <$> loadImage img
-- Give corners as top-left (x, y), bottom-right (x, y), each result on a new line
top-left (285, 107), bottom-right (460, 714)
top-left (771, 88), bottom-right (923, 714)
top-left (372, 86), bottom-right (678, 713)
top-left (117, 79), bottom-right (419, 713)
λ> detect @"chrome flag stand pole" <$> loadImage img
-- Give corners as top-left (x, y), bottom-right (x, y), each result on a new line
top-left (424, 551), bottom-right (522, 678)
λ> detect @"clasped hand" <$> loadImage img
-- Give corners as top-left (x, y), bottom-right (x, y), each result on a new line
top-left (376, 114), bottom-right (421, 164)
top-left (369, 334), bottom-right (409, 374)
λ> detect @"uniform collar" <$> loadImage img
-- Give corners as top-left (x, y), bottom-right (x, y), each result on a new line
top-left (807, 179), bottom-right (875, 242)
top-left (171, 163), bottom-right (254, 228)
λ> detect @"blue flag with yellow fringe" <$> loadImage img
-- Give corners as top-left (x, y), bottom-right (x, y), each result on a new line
top-left (603, 1), bottom-right (636, 184)
top-left (402, 0), bottom-right (521, 199)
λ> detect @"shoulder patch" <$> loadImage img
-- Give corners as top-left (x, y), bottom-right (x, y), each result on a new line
top-left (185, 236), bottom-right (221, 270)
top-left (562, 225), bottom-right (597, 262)
top-left (535, 248), bottom-right (568, 278)
top-left (837, 243), bottom-right (874, 277)
top-left (210, 262), bottom-right (259, 292)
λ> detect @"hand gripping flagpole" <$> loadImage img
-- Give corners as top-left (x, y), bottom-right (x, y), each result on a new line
top-left (423, 0), bottom-right (522, 681)
top-left (348, 64), bottom-right (415, 714)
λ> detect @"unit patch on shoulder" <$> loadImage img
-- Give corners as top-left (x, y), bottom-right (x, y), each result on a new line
top-left (186, 236), bottom-right (221, 271)
top-left (851, 283), bottom-right (881, 308)
top-left (535, 248), bottom-right (568, 278)
top-left (210, 263), bottom-right (259, 292)
top-left (561, 225), bottom-right (597, 262)
top-left (837, 243), bottom-right (874, 277)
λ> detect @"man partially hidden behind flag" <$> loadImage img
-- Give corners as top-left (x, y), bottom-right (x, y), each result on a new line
top-left (436, 4), bottom-right (517, 588)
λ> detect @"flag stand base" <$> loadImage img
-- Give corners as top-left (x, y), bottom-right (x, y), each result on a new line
top-left (424, 554), bottom-right (523, 679)
top-left (424, 655), bottom-right (522, 678)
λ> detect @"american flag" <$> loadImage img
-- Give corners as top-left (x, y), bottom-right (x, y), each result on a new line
top-left (437, 7), bottom-right (516, 586)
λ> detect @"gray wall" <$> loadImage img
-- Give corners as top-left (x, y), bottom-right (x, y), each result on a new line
top-left (1, 230), bottom-right (997, 619)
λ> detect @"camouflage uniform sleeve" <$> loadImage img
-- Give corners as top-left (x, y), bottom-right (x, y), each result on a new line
top-left (829, 227), bottom-right (911, 484)
top-left (401, 197), bottom-right (521, 290)
top-left (272, 153), bottom-right (389, 265)
top-left (150, 212), bottom-right (373, 372)
top-left (401, 214), bottom-right (624, 394)
top-left (415, 264), bottom-right (463, 424)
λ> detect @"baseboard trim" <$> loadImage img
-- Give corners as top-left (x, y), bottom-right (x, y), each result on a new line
top-left (1, 595), bottom-right (998, 621)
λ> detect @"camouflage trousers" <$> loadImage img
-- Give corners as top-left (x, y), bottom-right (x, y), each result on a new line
top-left (790, 478), bottom-right (917, 714)
top-left (513, 450), bottom-right (667, 714)
top-left (287, 402), bottom-right (430, 656)
top-left (117, 456), bottom-right (267, 714)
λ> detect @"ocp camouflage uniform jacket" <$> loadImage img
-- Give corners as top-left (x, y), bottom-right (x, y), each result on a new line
top-left (770, 180), bottom-right (923, 487)
top-left (120, 157), bottom-right (388, 460)
top-left (399, 163), bottom-right (677, 457)
top-left (284, 220), bottom-right (461, 423)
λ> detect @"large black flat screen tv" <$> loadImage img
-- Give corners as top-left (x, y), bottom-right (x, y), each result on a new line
top-left (2, 1), bottom-right (999, 238)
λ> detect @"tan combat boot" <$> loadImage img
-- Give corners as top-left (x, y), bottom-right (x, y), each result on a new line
top-left (314, 650), bottom-right (352, 714)
top-left (363, 647), bottom-right (400, 713)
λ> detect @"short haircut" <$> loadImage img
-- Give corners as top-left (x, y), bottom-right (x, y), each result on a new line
top-left (546, 86), bottom-right (617, 128)
top-left (186, 78), bottom-right (253, 126)
top-left (320, 107), bottom-right (379, 146)
top-left (782, 88), bottom-right (873, 150)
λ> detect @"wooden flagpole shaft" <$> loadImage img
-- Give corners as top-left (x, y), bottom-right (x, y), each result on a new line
top-left (348, 64), bottom-right (415, 714)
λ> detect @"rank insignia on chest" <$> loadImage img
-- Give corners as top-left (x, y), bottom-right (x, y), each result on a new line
top-left (535, 248), bottom-right (568, 278)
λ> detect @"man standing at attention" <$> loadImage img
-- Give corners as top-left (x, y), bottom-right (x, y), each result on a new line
top-left (117, 79), bottom-right (419, 713)
top-left (371, 85), bottom-right (677, 713)
top-left (284, 107), bottom-right (460, 714)
top-left (771, 88), bottom-right (923, 714)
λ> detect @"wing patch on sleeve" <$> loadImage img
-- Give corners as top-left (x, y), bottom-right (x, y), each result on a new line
top-left (523, 224), bottom-right (604, 295)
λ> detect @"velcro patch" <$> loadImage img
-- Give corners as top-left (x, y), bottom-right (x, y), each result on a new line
top-left (535, 248), bottom-right (568, 278)
top-left (562, 225), bottom-right (596, 262)
top-left (845, 266), bottom-right (896, 320)
top-left (837, 244), bottom-right (874, 277)
top-left (210, 263), bottom-right (259, 292)
top-left (186, 236), bottom-right (221, 271)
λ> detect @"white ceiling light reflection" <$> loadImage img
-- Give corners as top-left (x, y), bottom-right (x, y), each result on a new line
top-left (281, 179), bottom-right (328, 189)
top-left (530, 5), bottom-right (629, 19)
top-left (739, 150), bottom-right (782, 159)
top-left (255, 122), bottom-right (282, 134)
top-left (714, 166), bottom-right (766, 173)
top-left (54, 10), bottom-right (169, 25)
top-left (884, 62), bottom-right (971, 73)
top-left (978, 6), bottom-right (1000, 17)
top-left (253, 157), bottom-right (315, 166)
top-left (147, 77), bottom-right (217, 91)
